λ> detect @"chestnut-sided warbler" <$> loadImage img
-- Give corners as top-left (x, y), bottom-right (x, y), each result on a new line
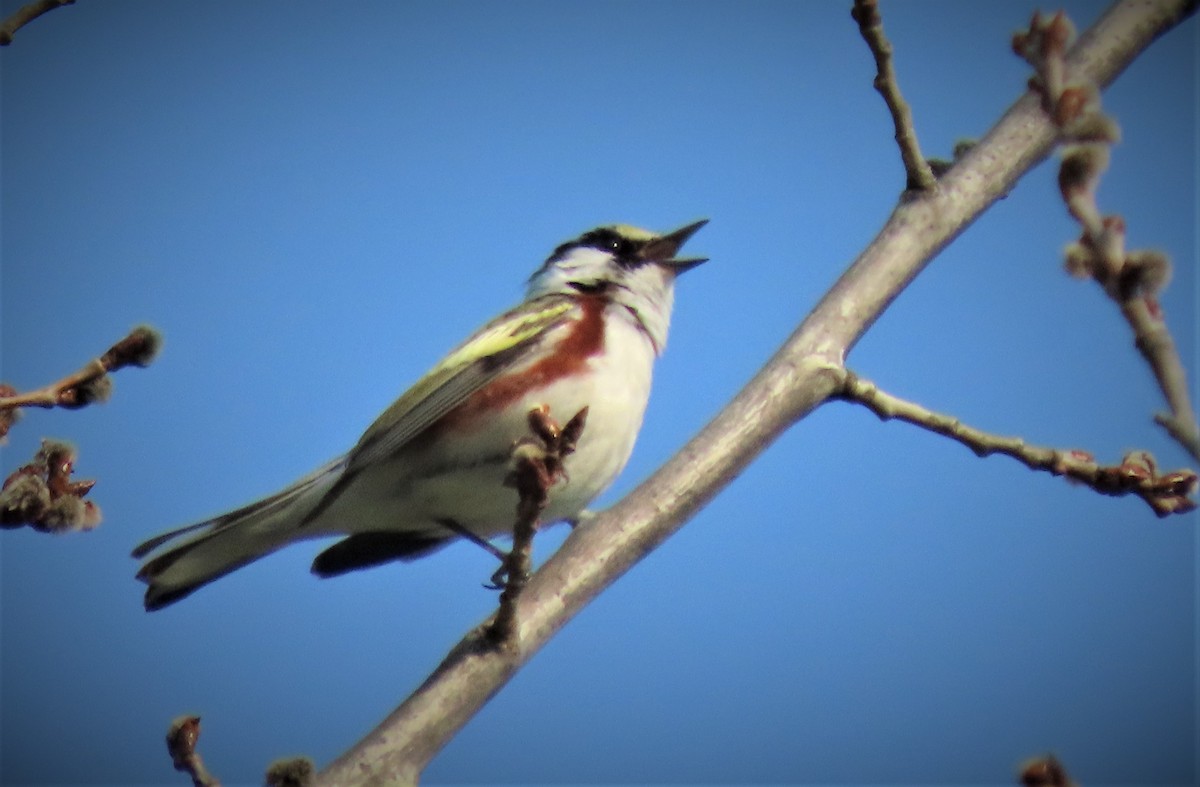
top-left (133, 220), bottom-right (707, 610)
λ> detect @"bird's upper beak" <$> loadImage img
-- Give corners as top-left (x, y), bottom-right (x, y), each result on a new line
top-left (641, 219), bottom-right (709, 273)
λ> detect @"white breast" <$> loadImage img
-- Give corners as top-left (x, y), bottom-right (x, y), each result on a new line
top-left (535, 303), bottom-right (657, 523)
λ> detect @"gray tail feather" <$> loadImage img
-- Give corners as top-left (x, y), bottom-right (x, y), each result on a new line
top-left (133, 457), bottom-right (345, 611)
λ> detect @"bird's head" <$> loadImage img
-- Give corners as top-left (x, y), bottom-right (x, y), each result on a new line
top-left (527, 219), bottom-right (708, 353)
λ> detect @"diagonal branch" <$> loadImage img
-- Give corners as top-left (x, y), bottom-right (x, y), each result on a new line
top-left (316, 2), bottom-right (1198, 783)
top-left (838, 370), bottom-right (1197, 517)
top-left (1128, 298), bottom-right (1200, 458)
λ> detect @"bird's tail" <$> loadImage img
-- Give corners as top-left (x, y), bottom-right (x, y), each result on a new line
top-left (132, 457), bottom-right (345, 611)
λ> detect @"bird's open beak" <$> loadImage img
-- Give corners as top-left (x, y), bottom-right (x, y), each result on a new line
top-left (642, 219), bottom-right (709, 273)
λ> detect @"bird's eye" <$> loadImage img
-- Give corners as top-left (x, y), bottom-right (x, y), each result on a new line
top-left (577, 229), bottom-right (638, 262)
top-left (609, 236), bottom-right (637, 259)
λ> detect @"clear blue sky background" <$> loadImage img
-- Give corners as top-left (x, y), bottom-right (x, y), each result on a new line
top-left (1, 2), bottom-right (1195, 785)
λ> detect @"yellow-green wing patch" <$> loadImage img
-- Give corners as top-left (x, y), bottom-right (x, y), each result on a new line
top-left (296, 295), bottom-right (577, 527)
top-left (342, 296), bottom-right (574, 476)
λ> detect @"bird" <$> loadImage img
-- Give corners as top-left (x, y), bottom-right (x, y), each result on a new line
top-left (133, 220), bottom-right (708, 610)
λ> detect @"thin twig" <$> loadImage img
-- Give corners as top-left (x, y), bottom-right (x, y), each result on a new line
top-left (1015, 10), bottom-right (1199, 460)
top-left (1128, 299), bottom-right (1200, 459)
top-left (0, 327), bottom-right (160, 532)
top-left (0, 0), bottom-right (74, 45)
top-left (851, 0), bottom-right (937, 192)
top-left (0, 325), bottom-right (162, 440)
top-left (840, 370), bottom-right (1197, 517)
top-left (489, 405), bottom-right (587, 643)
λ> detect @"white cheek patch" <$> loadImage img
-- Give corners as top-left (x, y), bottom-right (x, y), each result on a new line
top-left (527, 246), bottom-right (623, 298)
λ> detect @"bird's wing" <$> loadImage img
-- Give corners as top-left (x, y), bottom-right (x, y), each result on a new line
top-left (302, 295), bottom-right (576, 520)
top-left (132, 297), bottom-right (577, 572)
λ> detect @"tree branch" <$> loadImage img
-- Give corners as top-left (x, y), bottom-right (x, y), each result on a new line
top-left (0, 324), bottom-right (163, 440)
top-left (0, 0), bottom-right (74, 46)
top-left (317, 2), bottom-right (1197, 782)
top-left (0, 326), bottom-right (162, 533)
top-left (851, 0), bottom-right (937, 192)
top-left (839, 370), bottom-right (1197, 516)
top-left (1016, 9), bottom-right (1200, 460)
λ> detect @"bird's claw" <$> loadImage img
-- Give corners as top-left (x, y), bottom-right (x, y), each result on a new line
top-left (484, 558), bottom-right (529, 591)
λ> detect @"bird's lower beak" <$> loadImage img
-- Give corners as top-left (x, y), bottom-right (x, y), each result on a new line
top-left (643, 219), bottom-right (709, 273)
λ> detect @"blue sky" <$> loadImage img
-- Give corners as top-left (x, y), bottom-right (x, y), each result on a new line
top-left (1, 1), bottom-right (1195, 785)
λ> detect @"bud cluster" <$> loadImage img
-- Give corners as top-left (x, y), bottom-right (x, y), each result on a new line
top-left (1014, 10), bottom-right (1171, 307)
top-left (0, 440), bottom-right (102, 532)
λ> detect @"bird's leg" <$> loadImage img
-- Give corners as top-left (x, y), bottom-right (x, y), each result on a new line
top-left (435, 518), bottom-right (508, 563)
top-left (435, 518), bottom-right (518, 590)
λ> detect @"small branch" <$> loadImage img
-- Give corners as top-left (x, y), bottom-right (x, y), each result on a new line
top-left (0, 324), bottom-right (163, 440)
top-left (1128, 298), bottom-right (1200, 458)
top-left (0, 439), bottom-right (101, 532)
top-left (489, 405), bottom-right (588, 643)
top-left (851, 0), bottom-right (937, 192)
top-left (840, 370), bottom-right (1197, 517)
top-left (166, 716), bottom-right (221, 787)
top-left (0, 0), bottom-right (74, 46)
top-left (1015, 10), bottom-right (1199, 460)
top-left (1019, 754), bottom-right (1077, 786)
